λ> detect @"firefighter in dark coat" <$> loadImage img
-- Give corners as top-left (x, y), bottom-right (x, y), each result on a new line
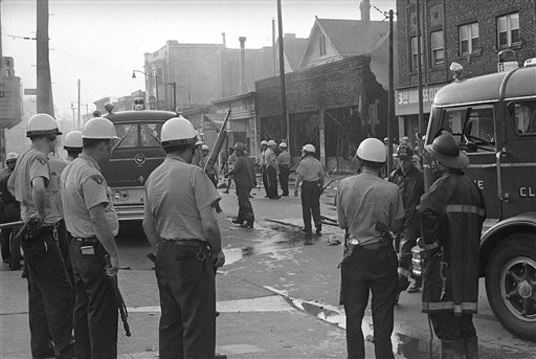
top-left (420, 132), bottom-right (485, 359)
top-left (227, 142), bottom-right (256, 228)
top-left (388, 143), bottom-right (425, 296)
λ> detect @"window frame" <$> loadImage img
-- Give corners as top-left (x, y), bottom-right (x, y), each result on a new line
top-left (497, 12), bottom-right (520, 48)
top-left (319, 34), bottom-right (327, 56)
top-left (430, 30), bottom-right (445, 67)
top-left (459, 22), bottom-right (479, 55)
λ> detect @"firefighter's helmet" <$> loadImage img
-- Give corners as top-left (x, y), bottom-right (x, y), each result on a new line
top-left (83, 117), bottom-right (120, 140)
top-left (26, 114), bottom-right (62, 138)
top-left (356, 138), bottom-right (386, 165)
top-left (64, 131), bottom-right (83, 150)
top-left (5, 152), bottom-right (19, 163)
top-left (234, 142), bottom-right (246, 153)
top-left (279, 142), bottom-right (287, 148)
top-left (160, 116), bottom-right (198, 148)
top-left (302, 144), bottom-right (315, 153)
top-left (425, 132), bottom-right (469, 169)
top-left (396, 143), bottom-right (414, 159)
top-left (260, 140), bottom-right (268, 146)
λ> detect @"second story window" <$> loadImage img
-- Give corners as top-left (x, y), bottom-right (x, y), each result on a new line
top-left (497, 12), bottom-right (520, 48)
top-left (319, 34), bottom-right (326, 56)
top-left (431, 31), bottom-right (445, 67)
top-left (459, 22), bottom-right (479, 55)
top-left (410, 36), bottom-right (422, 70)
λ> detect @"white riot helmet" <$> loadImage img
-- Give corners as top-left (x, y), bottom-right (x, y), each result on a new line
top-left (202, 144), bottom-right (210, 151)
top-left (5, 152), bottom-right (19, 163)
top-left (279, 142), bottom-right (287, 148)
top-left (356, 138), bottom-right (386, 165)
top-left (302, 144), bottom-right (315, 153)
top-left (160, 116), bottom-right (198, 148)
top-left (26, 113), bottom-right (62, 138)
top-left (260, 140), bottom-right (268, 147)
top-left (83, 117), bottom-right (120, 140)
top-left (64, 131), bottom-right (83, 150)
top-left (267, 140), bottom-right (277, 147)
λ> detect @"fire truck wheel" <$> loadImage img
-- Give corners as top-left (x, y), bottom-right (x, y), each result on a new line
top-left (485, 233), bottom-right (536, 341)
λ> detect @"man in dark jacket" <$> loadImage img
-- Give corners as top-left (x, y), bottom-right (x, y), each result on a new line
top-left (388, 143), bottom-right (425, 296)
top-left (227, 142), bottom-right (256, 228)
top-left (420, 132), bottom-right (485, 359)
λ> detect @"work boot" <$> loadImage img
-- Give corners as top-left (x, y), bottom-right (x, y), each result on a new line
top-left (304, 231), bottom-right (313, 245)
top-left (465, 337), bottom-right (479, 359)
top-left (407, 277), bottom-right (422, 293)
top-left (240, 221), bottom-right (254, 229)
top-left (232, 219), bottom-right (244, 224)
top-left (440, 339), bottom-right (466, 359)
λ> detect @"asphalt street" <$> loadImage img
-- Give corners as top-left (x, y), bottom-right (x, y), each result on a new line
top-left (1, 178), bottom-right (535, 358)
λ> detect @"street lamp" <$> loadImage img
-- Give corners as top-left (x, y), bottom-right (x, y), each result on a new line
top-left (132, 69), bottom-right (159, 110)
top-left (168, 82), bottom-right (177, 112)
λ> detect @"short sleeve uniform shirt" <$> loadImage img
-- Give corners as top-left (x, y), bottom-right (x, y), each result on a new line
top-left (144, 155), bottom-right (220, 241)
top-left (61, 154), bottom-right (119, 238)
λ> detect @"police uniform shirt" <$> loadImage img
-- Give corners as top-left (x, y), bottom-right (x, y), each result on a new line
top-left (48, 155), bottom-right (67, 222)
top-left (296, 156), bottom-right (323, 182)
top-left (144, 155), bottom-right (220, 241)
top-left (277, 151), bottom-right (291, 166)
top-left (61, 154), bottom-right (119, 238)
top-left (8, 148), bottom-right (57, 223)
top-left (264, 148), bottom-right (278, 170)
top-left (336, 172), bottom-right (404, 244)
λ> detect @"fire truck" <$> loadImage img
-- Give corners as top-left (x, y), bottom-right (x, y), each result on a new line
top-left (417, 64), bottom-right (536, 340)
top-left (102, 100), bottom-right (177, 221)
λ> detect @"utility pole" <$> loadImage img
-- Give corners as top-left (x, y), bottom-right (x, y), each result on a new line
top-left (0, 0), bottom-right (5, 163)
top-left (387, 9), bottom-right (395, 174)
top-left (416, 0), bottom-right (424, 135)
top-left (276, 0), bottom-right (289, 145)
top-left (36, 0), bottom-right (53, 115)
top-left (77, 79), bottom-right (81, 129)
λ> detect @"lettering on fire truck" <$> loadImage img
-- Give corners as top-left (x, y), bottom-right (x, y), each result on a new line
top-left (474, 179), bottom-right (484, 190)
top-left (519, 186), bottom-right (535, 198)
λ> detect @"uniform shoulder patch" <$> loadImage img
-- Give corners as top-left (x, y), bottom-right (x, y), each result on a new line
top-left (36, 155), bottom-right (48, 165)
top-left (90, 174), bottom-right (104, 185)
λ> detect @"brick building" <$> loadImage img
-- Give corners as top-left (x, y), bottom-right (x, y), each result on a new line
top-left (396, 0), bottom-right (536, 146)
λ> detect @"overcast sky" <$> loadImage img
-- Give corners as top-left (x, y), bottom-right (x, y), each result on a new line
top-left (2, 0), bottom-right (395, 120)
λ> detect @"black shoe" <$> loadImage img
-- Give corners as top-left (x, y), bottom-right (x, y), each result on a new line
top-left (315, 226), bottom-right (322, 234)
top-left (215, 353), bottom-right (227, 359)
top-left (270, 196), bottom-right (280, 199)
top-left (240, 221), bottom-right (254, 229)
top-left (232, 219), bottom-right (244, 224)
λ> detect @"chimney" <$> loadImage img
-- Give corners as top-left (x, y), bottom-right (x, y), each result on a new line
top-left (239, 36), bottom-right (247, 94)
top-left (360, 0), bottom-right (371, 21)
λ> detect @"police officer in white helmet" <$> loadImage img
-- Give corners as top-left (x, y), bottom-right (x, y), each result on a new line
top-left (61, 116), bottom-right (121, 358)
top-left (8, 113), bottom-right (75, 358)
top-left (63, 130), bottom-right (83, 162)
top-left (142, 116), bottom-right (225, 359)
top-left (336, 138), bottom-right (404, 359)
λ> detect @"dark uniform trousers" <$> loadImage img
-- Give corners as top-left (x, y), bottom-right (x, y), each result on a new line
top-left (398, 219), bottom-right (420, 275)
top-left (266, 166), bottom-right (278, 198)
top-left (237, 185), bottom-right (254, 223)
top-left (261, 165), bottom-right (269, 196)
top-left (2, 202), bottom-right (21, 269)
top-left (156, 240), bottom-right (216, 359)
top-left (341, 246), bottom-right (398, 359)
top-left (23, 226), bottom-right (74, 358)
top-left (300, 181), bottom-right (321, 233)
top-left (70, 239), bottom-right (118, 359)
top-left (278, 165), bottom-right (290, 196)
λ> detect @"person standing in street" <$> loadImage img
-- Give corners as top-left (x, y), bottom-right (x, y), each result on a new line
top-left (264, 140), bottom-right (280, 199)
top-left (294, 144), bottom-right (324, 242)
top-left (142, 116), bottom-right (225, 359)
top-left (200, 144), bottom-right (219, 187)
top-left (388, 143), bottom-right (425, 298)
top-left (0, 152), bottom-right (21, 270)
top-left (257, 140), bottom-right (269, 197)
top-left (63, 130), bottom-right (83, 162)
top-left (227, 142), bottom-right (256, 228)
top-left (61, 117), bottom-right (121, 359)
top-left (277, 142), bottom-right (291, 196)
top-left (223, 147), bottom-right (236, 194)
top-left (336, 138), bottom-right (404, 359)
top-left (420, 132), bottom-right (485, 359)
top-left (8, 113), bottom-right (74, 358)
